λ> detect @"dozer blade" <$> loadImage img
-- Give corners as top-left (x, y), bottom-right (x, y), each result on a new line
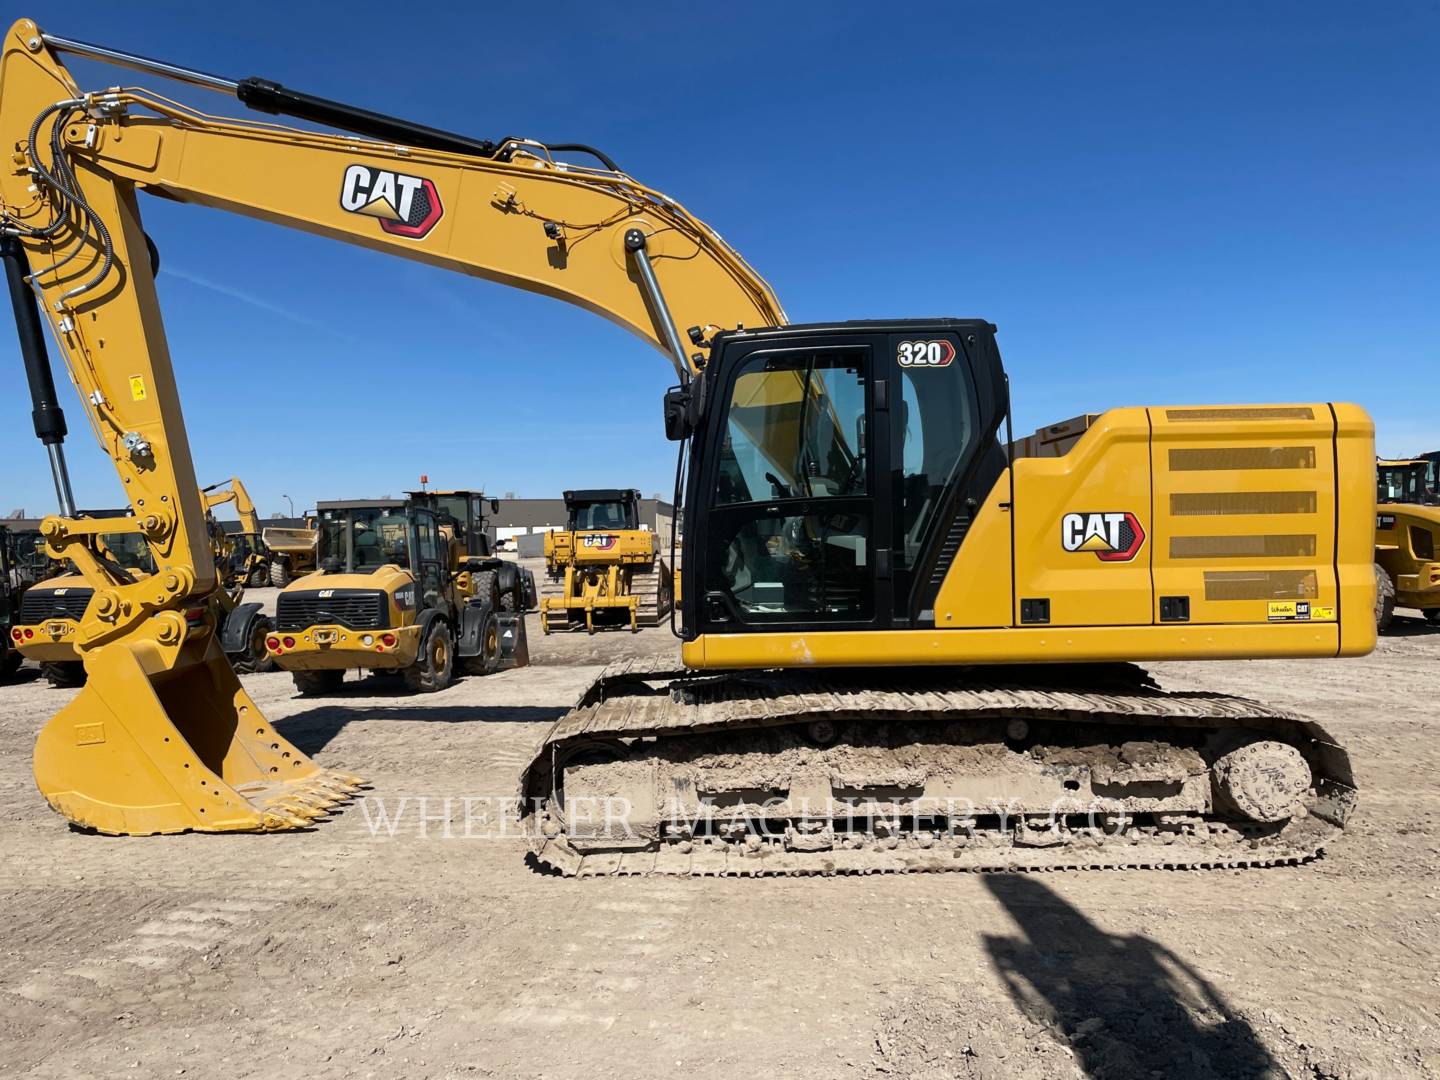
top-left (33, 636), bottom-right (365, 835)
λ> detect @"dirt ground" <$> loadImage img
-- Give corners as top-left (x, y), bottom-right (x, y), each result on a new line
top-left (1, 593), bottom-right (1437, 1080)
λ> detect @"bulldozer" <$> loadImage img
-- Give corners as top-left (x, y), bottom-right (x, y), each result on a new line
top-left (540, 488), bottom-right (672, 632)
top-left (268, 498), bottom-right (528, 694)
top-left (0, 23), bottom-right (1374, 871)
top-left (1374, 455), bottom-right (1440, 630)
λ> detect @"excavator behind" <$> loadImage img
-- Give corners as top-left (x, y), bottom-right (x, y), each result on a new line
top-left (0, 23), bottom-right (1374, 871)
top-left (201, 476), bottom-right (269, 588)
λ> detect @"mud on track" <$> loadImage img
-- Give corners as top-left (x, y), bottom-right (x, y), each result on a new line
top-left (1, 595), bottom-right (1436, 1079)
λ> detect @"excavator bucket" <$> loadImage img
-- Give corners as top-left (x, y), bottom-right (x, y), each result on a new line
top-left (33, 636), bottom-right (364, 835)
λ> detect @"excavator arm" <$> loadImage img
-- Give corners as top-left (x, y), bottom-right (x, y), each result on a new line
top-left (202, 478), bottom-right (259, 536)
top-left (0, 19), bottom-right (783, 834)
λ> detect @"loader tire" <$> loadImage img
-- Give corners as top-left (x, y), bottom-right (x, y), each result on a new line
top-left (41, 661), bottom-right (86, 688)
top-left (1425, 609), bottom-right (1440, 625)
top-left (231, 615), bottom-right (277, 675)
top-left (471, 570), bottom-right (499, 612)
top-left (270, 557), bottom-right (292, 589)
top-left (500, 590), bottom-right (516, 612)
top-left (293, 668), bottom-right (344, 696)
top-left (1, 650), bottom-right (23, 680)
top-left (247, 565), bottom-right (268, 589)
top-left (462, 610), bottom-right (502, 677)
top-left (404, 621), bottom-right (454, 694)
top-left (1375, 563), bottom-right (1395, 633)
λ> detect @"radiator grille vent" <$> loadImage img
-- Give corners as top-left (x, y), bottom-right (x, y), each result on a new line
top-left (1171, 491), bottom-right (1317, 516)
top-left (1203, 570), bottom-right (1318, 601)
top-left (1165, 407), bottom-right (1315, 422)
top-left (1170, 535), bottom-right (1317, 559)
top-left (19, 588), bottom-right (92, 623)
top-left (276, 589), bottom-right (389, 632)
top-left (1167, 447), bottom-right (1316, 471)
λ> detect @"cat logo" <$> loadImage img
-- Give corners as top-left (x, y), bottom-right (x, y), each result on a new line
top-left (318, 589), bottom-right (334, 598)
top-left (340, 164), bottom-right (444, 239)
top-left (582, 534), bottom-right (618, 550)
top-left (1060, 511), bottom-right (1145, 562)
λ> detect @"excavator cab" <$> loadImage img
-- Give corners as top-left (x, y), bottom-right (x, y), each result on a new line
top-left (677, 320), bottom-right (1007, 638)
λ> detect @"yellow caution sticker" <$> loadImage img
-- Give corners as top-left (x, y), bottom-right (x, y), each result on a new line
top-left (1311, 605), bottom-right (1336, 621)
top-left (129, 375), bottom-right (147, 401)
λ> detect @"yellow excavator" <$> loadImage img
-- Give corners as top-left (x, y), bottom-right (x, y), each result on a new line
top-left (0, 23), bottom-right (1374, 872)
top-left (540, 488), bottom-right (672, 632)
top-left (201, 476), bottom-right (270, 588)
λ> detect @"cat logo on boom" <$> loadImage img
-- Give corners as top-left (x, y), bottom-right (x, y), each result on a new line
top-left (1060, 511), bottom-right (1145, 562)
top-left (340, 164), bottom-right (444, 239)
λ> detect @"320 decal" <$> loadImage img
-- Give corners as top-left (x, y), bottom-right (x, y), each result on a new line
top-left (340, 164), bottom-right (444, 239)
top-left (1061, 512), bottom-right (1146, 562)
top-left (896, 339), bottom-right (956, 368)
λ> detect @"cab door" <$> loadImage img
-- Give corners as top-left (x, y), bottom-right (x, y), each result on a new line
top-left (411, 512), bottom-right (446, 611)
top-left (692, 339), bottom-right (888, 633)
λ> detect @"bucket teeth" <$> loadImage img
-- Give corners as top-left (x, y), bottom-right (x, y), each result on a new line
top-left (261, 811), bottom-right (313, 831)
top-left (285, 802), bottom-right (329, 821)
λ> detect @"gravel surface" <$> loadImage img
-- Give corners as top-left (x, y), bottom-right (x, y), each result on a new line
top-left (1, 596), bottom-right (1436, 1079)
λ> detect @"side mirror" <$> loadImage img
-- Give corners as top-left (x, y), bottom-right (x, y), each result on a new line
top-left (663, 386), bottom-right (692, 441)
top-left (490, 498), bottom-right (500, 514)
top-left (664, 375), bottom-right (710, 442)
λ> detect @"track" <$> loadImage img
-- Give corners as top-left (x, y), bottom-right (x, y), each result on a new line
top-left (519, 658), bottom-right (1355, 876)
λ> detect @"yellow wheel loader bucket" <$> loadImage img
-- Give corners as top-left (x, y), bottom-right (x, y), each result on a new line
top-left (33, 635), bottom-right (364, 835)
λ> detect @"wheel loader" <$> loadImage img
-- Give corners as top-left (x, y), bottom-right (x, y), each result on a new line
top-left (12, 510), bottom-right (155, 687)
top-left (540, 488), bottom-right (672, 632)
top-left (404, 488), bottom-right (536, 614)
top-left (1374, 455), bottom-right (1440, 630)
top-left (13, 505), bottom-right (277, 683)
top-left (0, 24), bottom-right (1376, 870)
top-left (268, 499), bottom-right (529, 695)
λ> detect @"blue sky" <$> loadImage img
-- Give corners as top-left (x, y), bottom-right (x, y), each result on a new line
top-left (2, 1), bottom-right (1435, 519)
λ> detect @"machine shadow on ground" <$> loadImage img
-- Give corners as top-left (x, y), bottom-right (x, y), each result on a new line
top-left (982, 874), bottom-right (1277, 1079)
top-left (275, 705), bottom-right (567, 755)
